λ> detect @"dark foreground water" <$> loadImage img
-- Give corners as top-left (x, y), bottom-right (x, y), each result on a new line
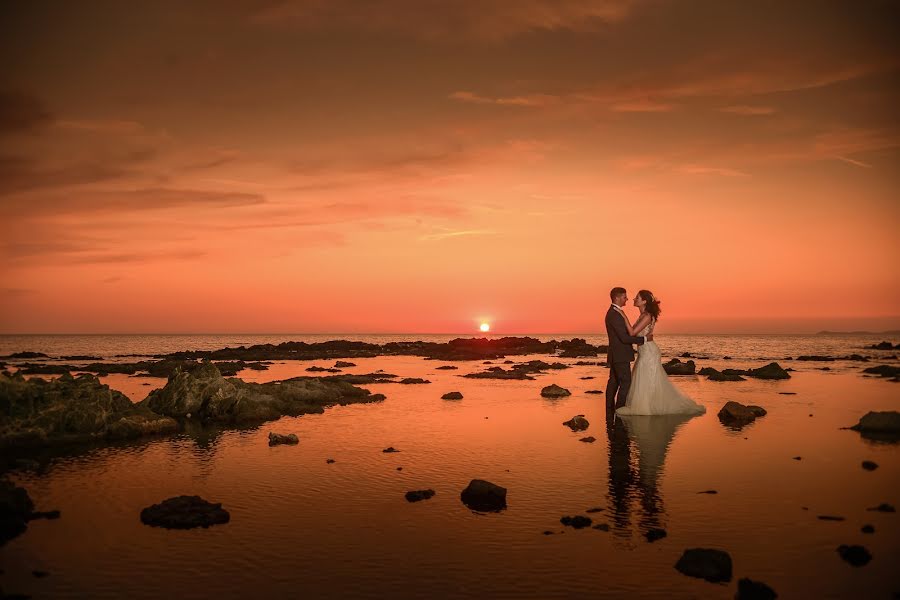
top-left (1, 334), bottom-right (898, 599)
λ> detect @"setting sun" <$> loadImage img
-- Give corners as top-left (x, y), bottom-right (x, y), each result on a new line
top-left (479, 323), bottom-right (490, 332)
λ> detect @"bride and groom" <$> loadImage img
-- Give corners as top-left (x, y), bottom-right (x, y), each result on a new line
top-left (605, 287), bottom-right (705, 416)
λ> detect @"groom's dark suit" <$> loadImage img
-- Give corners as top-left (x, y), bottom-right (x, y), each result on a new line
top-left (605, 305), bottom-right (646, 409)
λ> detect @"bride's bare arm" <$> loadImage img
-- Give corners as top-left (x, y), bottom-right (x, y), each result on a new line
top-left (626, 313), bottom-right (651, 337)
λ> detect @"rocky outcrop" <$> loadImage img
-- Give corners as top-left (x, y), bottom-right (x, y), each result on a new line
top-left (746, 362), bottom-right (791, 379)
top-left (718, 401), bottom-right (767, 429)
top-left (142, 363), bottom-right (385, 425)
top-left (674, 548), bottom-right (733, 583)
top-left (441, 392), bottom-right (463, 400)
top-left (140, 495), bottom-right (230, 529)
top-left (541, 384), bottom-right (571, 398)
top-left (847, 411), bottom-right (900, 442)
top-left (867, 341), bottom-right (897, 350)
top-left (0, 371), bottom-right (178, 448)
top-left (268, 432), bottom-right (299, 446)
top-left (460, 479), bottom-right (507, 512)
top-left (862, 365), bottom-right (900, 378)
top-left (562, 415), bottom-right (589, 431)
top-left (663, 359), bottom-right (696, 375)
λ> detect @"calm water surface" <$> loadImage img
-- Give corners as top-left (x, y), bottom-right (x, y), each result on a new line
top-left (1, 335), bottom-right (898, 598)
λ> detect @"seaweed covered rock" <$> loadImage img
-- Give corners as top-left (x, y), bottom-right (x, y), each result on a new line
top-left (0, 371), bottom-right (178, 448)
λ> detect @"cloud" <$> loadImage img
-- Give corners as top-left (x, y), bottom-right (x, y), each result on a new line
top-left (0, 91), bottom-right (52, 133)
top-left (419, 229), bottom-right (498, 241)
top-left (676, 165), bottom-right (750, 177)
top-left (250, 0), bottom-right (637, 41)
top-left (611, 99), bottom-right (674, 112)
top-left (449, 91), bottom-right (559, 107)
top-left (719, 105), bottom-right (777, 116)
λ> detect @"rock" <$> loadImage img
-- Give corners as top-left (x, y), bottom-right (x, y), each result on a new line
top-left (0, 478), bottom-right (34, 545)
top-left (326, 458), bottom-right (335, 464)
top-left (560, 515), bottom-right (592, 528)
top-left (862, 365), bottom-right (900, 378)
top-left (541, 384), bottom-right (571, 398)
top-left (398, 378), bottom-right (430, 384)
top-left (646, 528), bottom-right (667, 542)
top-left (460, 479), bottom-right (507, 512)
top-left (698, 490), bottom-right (718, 494)
top-left (268, 432), bottom-right (299, 446)
top-left (793, 456), bottom-right (802, 461)
top-left (585, 507), bottom-right (604, 513)
top-left (334, 361), bottom-right (356, 368)
top-left (736, 578), bottom-right (777, 600)
top-left (580, 376), bottom-right (595, 380)
top-left (306, 365), bottom-right (341, 373)
top-left (861, 524), bottom-right (874, 534)
top-left (579, 436), bottom-right (596, 443)
top-left (463, 368), bottom-right (534, 380)
top-left (746, 362), bottom-right (791, 380)
top-left (142, 362), bottom-right (384, 426)
top-left (674, 548), bottom-right (733, 583)
top-left (778, 392), bottom-right (797, 395)
top-left (700, 368), bottom-right (746, 381)
top-left (868, 341), bottom-right (894, 350)
top-left (585, 389), bottom-right (604, 394)
top-left (139, 495), bottom-right (230, 529)
top-left (562, 415), bottom-right (589, 431)
top-left (382, 447), bottom-right (400, 453)
top-left (663, 359), bottom-right (696, 375)
top-left (866, 503), bottom-right (895, 512)
top-left (4, 351), bottom-right (49, 359)
top-left (817, 515), bottom-right (845, 521)
top-left (405, 489), bottom-right (435, 502)
top-left (836, 544), bottom-right (871, 567)
top-left (0, 371), bottom-right (179, 448)
top-left (593, 523), bottom-right (610, 531)
top-left (723, 356), bottom-right (732, 360)
top-left (441, 391), bottom-right (463, 400)
top-left (718, 401), bottom-right (767, 429)
top-left (435, 365), bottom-right (458, 370)
top-left (797, 355), bottom-right (836, 361)
top-left (847, 411), bottom-right (900, 441)
top-left (862, 460), bottom-right (878, 471)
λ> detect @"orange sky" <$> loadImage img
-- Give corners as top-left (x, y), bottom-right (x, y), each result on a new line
top-left (1, 1), bottom-right (899, 334)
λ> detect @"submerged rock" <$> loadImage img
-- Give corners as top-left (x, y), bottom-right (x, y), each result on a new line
top-left (405, 489), bottom-right (435, 502)
top-left (562, 415), bottom-right (589, 431)
top-left (460, 479), bottom-right (507, 512)
top-left (736, 578), bottom-right (777, 600)
top-left (674, 548), bottom-right (733, 583)
top-left (0, 371), bottom-right (178, 448)
top-left (836, 544), bottom-right (871, 567)
top-left (663, 359), bottom-right (696, 375)
top-left (268, 432), bottom-right (299, 446)
top-left (718, 401), bottom-right (767, 429)
top-left (541, 384), bottom-right (571, 398)
top-left (560, 515), bottom-right (592, 528)
top-left (140, 495), bottom-right (230, 529)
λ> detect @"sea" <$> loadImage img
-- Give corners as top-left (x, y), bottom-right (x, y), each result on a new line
top-left (1, 333), bottom-right (898, 599)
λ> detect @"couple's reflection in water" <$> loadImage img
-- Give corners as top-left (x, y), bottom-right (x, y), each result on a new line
top-left (605, 405), bottom-right (699, 539)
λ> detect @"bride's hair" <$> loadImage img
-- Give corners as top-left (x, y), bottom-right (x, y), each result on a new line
top-left (638, 290), bottom-right (662, 319)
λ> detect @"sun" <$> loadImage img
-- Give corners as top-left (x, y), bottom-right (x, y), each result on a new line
top-left (479, 322), bottom-right (490, 332)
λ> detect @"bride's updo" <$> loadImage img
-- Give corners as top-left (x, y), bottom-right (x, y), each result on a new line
top-left (638, 290), bottom-right (662, 319)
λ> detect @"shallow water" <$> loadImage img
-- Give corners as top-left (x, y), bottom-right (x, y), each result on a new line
top-left (2, 345), bottom-right (899, 598)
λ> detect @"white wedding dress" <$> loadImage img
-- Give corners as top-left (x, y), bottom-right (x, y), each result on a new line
top-left (616, 317), bottom-right (706, 416)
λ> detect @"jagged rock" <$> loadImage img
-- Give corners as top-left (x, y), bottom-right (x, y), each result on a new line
top-left (699, 367), bottom-right (745, 381)
top-left (746, 362), bottom-right (790, 380)
top-left (334, 361), bottom-right (356, 368)
top-left (663, 359), bottom-right (696, 375)
top-left (718, 401), bottom-right (767, 429)
top-left (674, 548), bottom-right (733, 582)
top-left (563, 415), bottom-right (589, 431)
top-left (836, 544), bottom-right (871, 567)
top-left (736, 578), bottom-right (777, 600)
top-left (142, 363), bottom-right (384, 425)
top-left (268, 432), bottom-right (298, 446)
top-left (405, 489), bottom-right (435, 502)
top-left (139, 495), bottom-right (230, 529)
top-left (0, 371), bottom-right (178, 448)
top-left (560, 515), bottom-right (592, 528)
top-left (542, 384), bottom-right (571, 398)
top-left (441, 392), bottom-right (463, 400)
top-left (460, 479), bottom-right (507, 512)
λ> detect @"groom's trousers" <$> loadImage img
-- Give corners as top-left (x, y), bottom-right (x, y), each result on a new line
top-left (606, 360), bottom-right (632, 409)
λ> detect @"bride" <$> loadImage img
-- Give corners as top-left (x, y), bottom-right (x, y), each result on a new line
top-left (615, 290), bottom-right (706, 416)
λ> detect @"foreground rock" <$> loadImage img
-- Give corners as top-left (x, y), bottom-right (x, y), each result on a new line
top-left (140, 495), bottom-right (230, 529)
top-left (441, 392), bottom-right (463, 400)
top-left (836, 544), bottom-right (871, 567)
top-left (541, 384), bottom-right (571, 398)
top-left (143, 363), bottom-right (385, 425)
top-left (0, 371), bottom-right (178, 448)
top-left (268, 432), bottom-right (299, 446)
top-left (460, 479), bottom-right (507, 512)
top-left (674, 548), bottom-right (733, 583)
top-left (846, 411), bottom-right (900, 442)
top-left (562, 415), bottom-right (589, 431)
top-left (862, 364), bottom-right (900, 378)
top-left (405, 489), bottom-right (435, 502)
top-left (736, 578), bottom-right (777, 600)
top-left (718, 401), bottom-right (767, 429)
top-left (663, 359), bottom-right (696, 375)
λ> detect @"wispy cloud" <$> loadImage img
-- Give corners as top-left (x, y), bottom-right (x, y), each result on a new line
top-left (419, 229), bottom-right (498, 241)
top-left (611, 99), bottom-right (674, 112)
top-left (677, 164), bottom-right (750, 177)
top-left (449, 91), bottom-right (559, 107)
top-left (834, 155), bottom-right (873, 169)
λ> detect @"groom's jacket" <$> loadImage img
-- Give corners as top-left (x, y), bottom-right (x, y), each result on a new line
top-left (605, 306), bottom-right (645, 364)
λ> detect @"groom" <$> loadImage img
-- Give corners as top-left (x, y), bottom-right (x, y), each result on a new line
top-left (605, 287), bottom-right (652, 409)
